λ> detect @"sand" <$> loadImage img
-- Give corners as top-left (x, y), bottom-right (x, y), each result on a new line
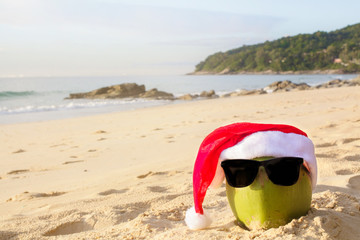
top-left (0, 86), bottom-right (359, 239)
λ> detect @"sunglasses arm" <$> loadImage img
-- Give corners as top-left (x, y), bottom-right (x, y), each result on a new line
top-left (209, 161), bottom-right (225, 189)
top-left (302, 161), bottom-right (311, 175)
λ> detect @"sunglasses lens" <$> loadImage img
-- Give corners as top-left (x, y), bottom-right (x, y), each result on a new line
top-left (221, 160), bottom-right (259, 188)
top-left (265, 157), bottom-right (302, 186)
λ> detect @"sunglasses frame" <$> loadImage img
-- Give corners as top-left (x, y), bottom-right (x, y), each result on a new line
top-left (221, 157), bottom-right (304, 188)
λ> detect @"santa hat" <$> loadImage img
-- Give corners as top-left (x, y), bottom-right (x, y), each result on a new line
top-left (185, 122), bottom-right (317, 230)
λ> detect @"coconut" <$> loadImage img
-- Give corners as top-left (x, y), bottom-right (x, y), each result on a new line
top-left (225, 157), bottom-right (312, 230)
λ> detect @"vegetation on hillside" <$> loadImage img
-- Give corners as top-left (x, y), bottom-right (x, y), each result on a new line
top-left (195, 23), bottom-right (360, 74)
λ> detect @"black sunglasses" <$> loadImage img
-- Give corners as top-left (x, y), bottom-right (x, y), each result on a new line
top-left (221, 157), bottom-right (303, 188)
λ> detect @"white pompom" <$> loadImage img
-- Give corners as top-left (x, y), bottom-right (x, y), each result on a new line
top-left (185, 206), bottom-right (212, 230)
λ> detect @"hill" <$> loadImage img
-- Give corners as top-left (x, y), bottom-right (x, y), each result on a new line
top-left (194, 23), bottom-right (360, 74)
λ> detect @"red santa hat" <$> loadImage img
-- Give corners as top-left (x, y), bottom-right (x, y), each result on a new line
top-left (185, 122), bottom-right (317, 230)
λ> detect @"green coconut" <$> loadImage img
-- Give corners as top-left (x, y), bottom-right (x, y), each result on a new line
top-left (225, 157), bottom-right (312, 230)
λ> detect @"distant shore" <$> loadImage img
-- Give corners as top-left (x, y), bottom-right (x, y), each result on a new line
top-left (188, 69), bottom-right (357, 75)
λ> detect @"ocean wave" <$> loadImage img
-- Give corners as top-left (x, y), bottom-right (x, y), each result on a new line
top-left (0, 91), bottom-right (37, 99)
top-left (0, 98), bottom-right (165, 115)
top-left (0, 90), bottom-right (71, 100)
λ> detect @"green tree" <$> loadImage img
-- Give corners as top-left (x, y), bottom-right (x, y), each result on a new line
top-left (195, 23), bottom-right (360, 73)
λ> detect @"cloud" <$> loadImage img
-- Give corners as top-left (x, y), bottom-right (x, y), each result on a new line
top-left (0, 0), bottom-right (285, 76)
top-left (0, 1), bottom-right (283, 40)
top-left (71, 4), bottom-right (283, 39)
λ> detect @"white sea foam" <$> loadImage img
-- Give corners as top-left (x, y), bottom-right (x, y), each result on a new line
top-left (0, 99), bottom-right (162, 115)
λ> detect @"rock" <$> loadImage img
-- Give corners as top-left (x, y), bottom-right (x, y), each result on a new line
top-left (296, 83), bottom-right (312, 90)
top-left (328, 79), bottom-right (342, 85)
top-left (350, 75), bottom-right (360, 85)
top-left (139, 88), bottom-right (174, 100)
top-left (223, 89), bottom-right (265, 97)
top-left (221, 89), bottom-right (266, 97)
top-left (237, 89), bottom-right (267, 96)
top-left (177, 91), bottom-right (218, 100)
top-left (200, 90), bottom-right (217, 98)
top-left (66, 83), bottom-right (174, 100)
top-left (177, 94), bottom-right (197, 100)
top-left (265, 80), bottom-right (311, 92)
top-left (224, 77), bottom-right (359, 98)
top-left (220, 93), bottom-right (231, 98)
top-left (315, 79), bottom-right (355, 89)
top-left (67, 83), bottom-right (146, 99)
top-left (219, 68), bottom-right (230, 74)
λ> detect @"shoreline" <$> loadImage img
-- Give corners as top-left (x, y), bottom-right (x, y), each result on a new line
top-left (3, 75), bottom-right (358, 126)
top-left (2, 74), bottom-right (358, 126)
top-left (0, 99), bottom-right (175, 125)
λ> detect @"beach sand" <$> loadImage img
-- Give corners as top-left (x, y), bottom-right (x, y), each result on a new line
top-left (0, 86), bottom-right (360, 239)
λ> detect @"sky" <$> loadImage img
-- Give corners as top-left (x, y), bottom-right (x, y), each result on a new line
top-left (0, 0), bottom-right (359, 77)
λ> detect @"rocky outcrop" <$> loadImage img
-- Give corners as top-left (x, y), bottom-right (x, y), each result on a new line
top-left (262, 78), bottom-right (360, 93)
top-left (177, 90), bottom-right (218, 100)
top-left (351, 75), bottom-right (360, 84)
top-left (262, 77), bottom-right (360, 92)
top-left (220, 76), bottom-right (360, 98)
top-left (221, 89), bottom-right (266, 97)
top-left (67, 83), bottom-right (145, 99)
top-left (264, 80), bottom-right (311, 92)
top-left (314, 78), bottom-right (360, 89)
top-left (139, 88), bottom-right (174, 100)
top-left (66, 83), bottom-right (174, 100)
top-left (199, 90), bottom-right (218, 98)
top-left (236, 89), bottom-right (266, 96)
top-left (66, 76), bottom-right (360, 102)
top-left (177, 94), bottom-right (198, 101)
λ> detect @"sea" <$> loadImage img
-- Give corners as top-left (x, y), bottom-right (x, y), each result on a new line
top-left (0, 74), bottom-right (357, 124)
